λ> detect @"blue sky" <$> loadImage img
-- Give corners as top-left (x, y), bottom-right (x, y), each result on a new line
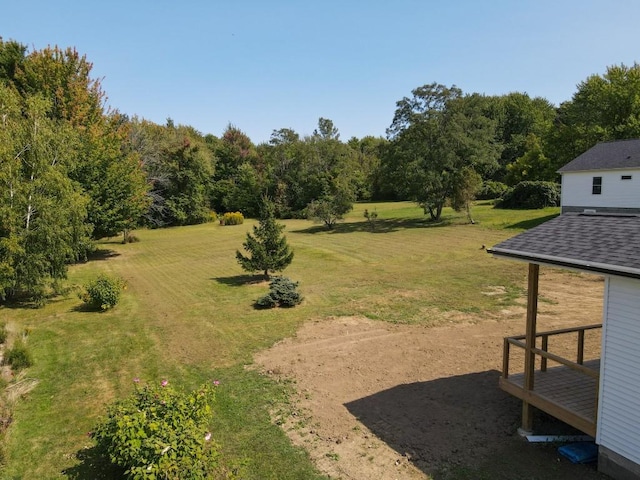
top-left (2, 0), bottom-right (639, 144)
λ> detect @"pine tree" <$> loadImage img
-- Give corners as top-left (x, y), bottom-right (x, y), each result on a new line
top-left (236, 199), bottom-right (293, 279)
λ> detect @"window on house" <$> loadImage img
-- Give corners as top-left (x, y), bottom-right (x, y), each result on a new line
top-left (592, 176), bottom-right (602, 195)
top-left (621, 175), bottom-right (632, 180)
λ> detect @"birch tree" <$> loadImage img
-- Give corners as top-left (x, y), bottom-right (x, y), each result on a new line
top-left (0, 87), bottom-right (90, 302)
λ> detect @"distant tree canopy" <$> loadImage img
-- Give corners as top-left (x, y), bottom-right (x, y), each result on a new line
top-left (382, 83), bottom-right (501, 220)
top-left (487, 92), bottom-right (556, 182)
top-left (257, 118), bottom-right (373, 219)
top-left (2, 35), bottom-right (638, 300)
top-left (379, 65), bottom-right (640, 215)
top-left (546, 63), bottom-right (640, 171)
top-left (129, 120), bottom-right (214, 227)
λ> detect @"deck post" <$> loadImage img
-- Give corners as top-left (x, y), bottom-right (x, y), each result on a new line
top-left (521, 263), bottom-right (539, 434)
top-left (577, 330), bottom-right (585, 365)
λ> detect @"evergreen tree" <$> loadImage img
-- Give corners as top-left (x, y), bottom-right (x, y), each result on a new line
top-left (235, 200), bottom-right (293, 279)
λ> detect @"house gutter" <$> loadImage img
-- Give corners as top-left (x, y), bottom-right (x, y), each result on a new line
top-left (488, 247), bottom-right (640, 280)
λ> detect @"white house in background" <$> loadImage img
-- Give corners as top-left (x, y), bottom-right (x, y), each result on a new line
top-left (559, 138), bottom-right (640, 214)
top-left (488, 139), bottom-right (640, 480)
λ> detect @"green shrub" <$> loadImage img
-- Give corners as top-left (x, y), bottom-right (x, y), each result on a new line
top-left (52, 279), bottom-right (73, 297)
top-left (81, 275), bottom-right (124, 311)
top-left (208, 211), bottom-right (218, 223)
top-left (495, 181), bottom-right (560, 209)
top-left (5, 339), bottom-right (33, 371)
top-left (477, 181), bottom-right (508, 200)
top-left (124, 233), bottom-right (140, 243)
top-left (221, 212), bottom-right (244, 226)
top-left (92, 380), bottom-right (219, 479)
top-left (254, 294), bottom-right (277, 309)
top-left (255, 276), bottom-right (302, 309)
top-left (363, 208), bottom-right (378, 231)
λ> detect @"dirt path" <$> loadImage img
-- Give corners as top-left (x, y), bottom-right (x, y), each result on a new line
top-left (254, 271), bottom-right (609, 479)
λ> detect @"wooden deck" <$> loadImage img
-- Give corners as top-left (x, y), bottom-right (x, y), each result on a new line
top-left (500, 322), bottom-right (602, 437)
top-left (500, 359), bottom-right (600, 437)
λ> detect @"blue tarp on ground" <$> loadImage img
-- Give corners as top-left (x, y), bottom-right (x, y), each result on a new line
top-left (558, 442), bottom-right (598, 464)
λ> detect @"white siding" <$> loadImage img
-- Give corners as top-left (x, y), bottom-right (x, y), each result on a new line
top-left (561, 169), bottom-right (640, 210)
top-left (597, 276), bottom-right (640, 466)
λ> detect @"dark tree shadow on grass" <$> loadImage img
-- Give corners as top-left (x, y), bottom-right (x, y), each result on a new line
top-left (0, 251), bottom-right (120, 311)
top-left (213, 274), bottom-right (268, 287)
top-left (1, 291), bottom-right (71, 310)
top-left (345, 370), bottom-right (604, 480)
top-left (1, 298), bottom-right (43, 310)
top-left (62, 446), bottom-right (125, 479)
top-left (86, 248), bottom-right (120, 262)
top-left (292, 217), bottom-right (452, 235)
top-left (70, 302), bottom-right (103, 313)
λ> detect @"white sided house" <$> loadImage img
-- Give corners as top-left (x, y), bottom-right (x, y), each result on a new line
top-left (560, 138), bottom-right (640, 214)
top-left (489, 139), bottom-right (640, 480)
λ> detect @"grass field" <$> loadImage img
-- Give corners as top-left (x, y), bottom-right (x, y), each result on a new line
top-left (0, 201), bottom-right (559, 478)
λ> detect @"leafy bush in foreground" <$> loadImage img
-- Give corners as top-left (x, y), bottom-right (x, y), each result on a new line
top-left (255, 276), bottom-right (302, 309)
top-left (92, 380), bottom-right (219, 479)
top-left (495, 181), bottom-right (560, 209)
top-left (81, 275), bottom-right (124, 311)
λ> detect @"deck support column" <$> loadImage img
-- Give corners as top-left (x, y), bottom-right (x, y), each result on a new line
top-left (521, 263), bottom-right (540, 434)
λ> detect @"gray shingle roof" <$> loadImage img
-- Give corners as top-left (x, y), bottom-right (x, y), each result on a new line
top-left (558, 139), bottom-right (640, 172)
top-left (488, 213), bottom-right (640, 278)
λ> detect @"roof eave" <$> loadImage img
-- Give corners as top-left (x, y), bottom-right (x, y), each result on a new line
top-left (487, 247), bottom-right (640, 280)
top-left (559, 166), bottom-right (640, 173)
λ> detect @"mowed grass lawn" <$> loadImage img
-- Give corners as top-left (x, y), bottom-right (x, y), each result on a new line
top-left (0, 201), bottom-right (559, 478)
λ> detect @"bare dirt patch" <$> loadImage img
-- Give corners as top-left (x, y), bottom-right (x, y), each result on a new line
top-left (254, 271), bottom-right (609, 479)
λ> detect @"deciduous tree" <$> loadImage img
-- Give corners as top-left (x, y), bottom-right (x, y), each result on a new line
top-left (347, 135), bottom-right (387, 200)
top-left (547, 63), bottom-right (640, 170)
top-left (82, 114), bottom-right (151, 240)
top-left (130, 120), bottom-right (213, 227)
top-left (306, 180), bottom-right (355, 229)
top-left (384, 84), bottom-right (500, 220)
top-left (1, 41), bottom-right (151, 240)
top-left (260, 119), bottom-right (360, 219)
top-left (211, 125), bottom-right (263, 217)
top-left (0, 87), bottom-right (90, 302)
top-left (313, 117), bottom-right (340, 140)
top-left (505, 133), bottom-right (554, 184)
top-left (486, 92), bottom-right (555, 181)
top-left (450, 166), bottom-right (482, 224)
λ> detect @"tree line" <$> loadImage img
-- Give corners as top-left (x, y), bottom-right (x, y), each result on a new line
top-left (1, 37), bottom-right (639, 302)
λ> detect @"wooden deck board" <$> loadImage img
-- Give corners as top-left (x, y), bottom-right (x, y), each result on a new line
top-left (502, 359), bottom-right (600, 433)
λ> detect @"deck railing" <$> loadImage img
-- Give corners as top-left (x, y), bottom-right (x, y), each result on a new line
top-left (501, 323), bottom-right (602, 434)
top-left (502, 323), bottom-right (602, 381)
